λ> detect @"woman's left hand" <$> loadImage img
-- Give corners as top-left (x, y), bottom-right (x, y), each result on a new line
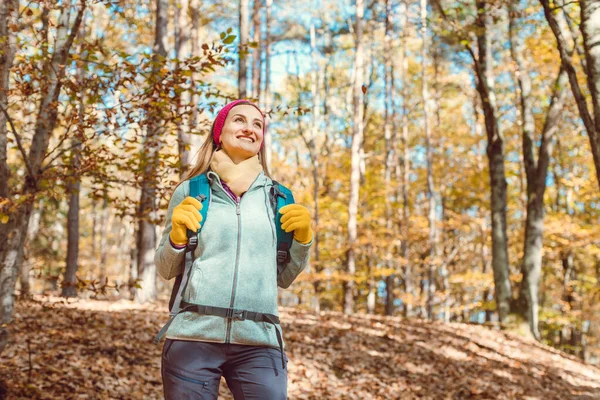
top-left (279, 204), bottom-right (313, 244)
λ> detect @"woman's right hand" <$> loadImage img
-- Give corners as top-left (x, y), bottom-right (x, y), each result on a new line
top-left (169, 196), bottom-right (203, 246)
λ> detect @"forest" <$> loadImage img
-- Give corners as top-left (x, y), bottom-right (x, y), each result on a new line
top-left (1, 0), bottom-right (600, 398)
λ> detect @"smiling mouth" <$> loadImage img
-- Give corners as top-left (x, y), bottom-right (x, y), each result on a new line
top-left (237, 136), bottom-right (254, 143)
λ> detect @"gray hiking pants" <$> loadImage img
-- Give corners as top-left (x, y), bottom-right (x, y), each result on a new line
top-left (161, 339), bottom-right (289, 399)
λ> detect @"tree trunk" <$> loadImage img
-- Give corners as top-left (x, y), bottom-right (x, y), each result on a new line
top-left (175, 0), bottom-right (192, 176)
top-left (421, 0), bottom-right (438, 321)
top-left (580, 0), bottom-right (600, 186)
top-left (0, 0), bottom-right (17, 202)
top-left (18, 200), bottom-right (43, 297)
top-left (510, 2), bottom-right (570, 340)
top-left (238, 0), bottom-right (249, 98)
top-left (400, 0), bottom-right (413, 318)
top-left (0, 0), bottom-right (85, 355)
top-left (62, 20), bottom-right (88, 298)
top-left (98, 191), bottom-right (109, 284)
top-left (383, 0), bottom-right (398, 317)
top-left (190, 0), bottom-right (201, 130)
top-left (344, 0), bottom-right (364, 315)
top-left (252, 0), bottom-right (262, 100)
top-left (135, 0), bottom-right (168, 303)
top-left (62, 154), bottom-right (81, 298)
top-left (474, 0), bottom-right (512, 323)
top-left (263, 0), bottom-right (272, 169)
top-left (309, 22), bottom-right (322, 314)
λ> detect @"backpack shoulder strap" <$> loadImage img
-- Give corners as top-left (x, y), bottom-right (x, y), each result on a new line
top-left (189, 173), bottom-right (211, 229)
top-left (270, 181), bottom-right (295, 274)
top-left (155, 174), bottom-right (211, 344)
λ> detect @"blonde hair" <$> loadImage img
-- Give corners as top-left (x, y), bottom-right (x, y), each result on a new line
top-left (174, 103), bottom-right (273, 193)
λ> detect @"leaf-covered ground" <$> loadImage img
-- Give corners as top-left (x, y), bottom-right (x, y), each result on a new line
top-left (1, 296), bottom-right (599, 399)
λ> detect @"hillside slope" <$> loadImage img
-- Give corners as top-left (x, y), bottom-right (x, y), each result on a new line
top-left (1, 297), bottom-right (599, 399)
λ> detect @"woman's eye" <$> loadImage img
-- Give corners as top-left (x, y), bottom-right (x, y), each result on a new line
top-left (255, 123), bottom-right (262, 129)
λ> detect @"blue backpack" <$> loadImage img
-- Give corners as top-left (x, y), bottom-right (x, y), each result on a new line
top-left (154, 173), bottom-right (295, 344)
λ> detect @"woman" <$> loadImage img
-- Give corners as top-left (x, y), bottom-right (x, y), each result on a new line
top-left (154, 99), bottom-right (313, 399)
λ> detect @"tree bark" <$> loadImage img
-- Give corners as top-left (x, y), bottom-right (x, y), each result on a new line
top-left (2, 0), bottom-right (19, 296)
top-left (263, 0), bottom-right (273, 169)
top-left (62, 20), bottom-right (88, 298)
top-left (421, 0), bottom-right (437, 321)
top-left (252, 0), bottom-right (262, 100)
top-left (18, 200), bottom-right (43, 297)
top-left (0, 0), bottom-right (85, 355)
top-left (580, 0), bottom-right (600, 185)
top-left (0, 0), bottom-right (17, 202)
top-left (309, 22), bottom-right (322, 314)
top-left (474, 0), bottom-right (512, 323)
top-left (239, 0), bottom-right (249, 98)
top-left (135, 0), bottom-right (168, 303)
top-left (344, 0), bottom-right (364, 315)
top-left (400, 0), bottom-right (413, 318)
top-left (510, 2), bottom-right (570, 340)
top-left (383, 0), bottom-right (398, 317)
top-left (190, 0), bottom-right (201, 130)
top-left (175, 0), bottom-right (192, 176)
top-left (98, 190), bottom-right (109, 284)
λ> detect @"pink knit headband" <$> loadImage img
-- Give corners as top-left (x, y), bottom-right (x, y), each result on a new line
top-left (213, 100), bottom-right (266, 149)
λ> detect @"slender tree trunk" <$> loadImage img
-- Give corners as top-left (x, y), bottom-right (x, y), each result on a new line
top-left (0, 0), bottom-right (85, 355)
top-left (252, 0), bottom-right (262, 100)
top-left (510, 2), bottom-right (570, 340)
top-left (421, 0), bottom-right (437, 321)
top-left (62, 20), bottom-right (88, 297)
top-left (309, 22), bottom-right (322, 314)
top-left (384, 0), bottom-right (397, 317)
top-left (400, 0), bottom-right (413, 318)
top-left (396, 0), bottom-right (417, 318)
top-left (0, 1), bottom-right (19, 328)
top-left (129, 225), bottom-right (138, 300)
top-left (18, 201), bottom-right (43, 297)
top-left (62, 154), bottom-right (81, 297)
top-left (580, 0), bottom-right (600, 185)
top-left (2, 0), bottom-right (19, 296)
top-left (473, 0), bottom-right (512, 323)
top-left (239, 0), bottom-right (249, 98)
top-left (98, 190), bottom-right (109, 284)
top-left (91, 196), bottom-right (98, 261)
top-left (190, 0), bottom-right (201, 130)
top-left (344, 0), bottom-right (364, 315)
top-left (135, 0), bottom-right (168, 303)
top-left (175, 0), bottom-right (191, 176)
top-left (0, 0), bottom-right (17, 202)
top-left (263, 0), bottom-right (272, 169)
top-left (366, 244), bottom-right (376, 314)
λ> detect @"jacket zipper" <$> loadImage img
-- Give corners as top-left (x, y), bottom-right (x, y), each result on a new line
top-left (225, 197), bottom-right (242, 344)
top-left (211, 172), bottom-right (263, 344)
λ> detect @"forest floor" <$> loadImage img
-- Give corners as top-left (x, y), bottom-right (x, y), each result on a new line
top-left (1, 295), bottom-right (599, 400)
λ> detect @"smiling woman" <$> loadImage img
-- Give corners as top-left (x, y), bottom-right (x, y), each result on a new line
top-left (154, 99), bottom-right (314, 399)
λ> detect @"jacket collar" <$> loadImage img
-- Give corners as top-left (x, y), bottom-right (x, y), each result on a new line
top-left (206, 169), bottom-right (271, 191)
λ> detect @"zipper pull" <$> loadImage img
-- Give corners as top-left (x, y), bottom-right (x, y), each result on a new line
top-left (236, 201), bottom-right (240, 215)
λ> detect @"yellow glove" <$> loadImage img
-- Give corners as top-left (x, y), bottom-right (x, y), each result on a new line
top-left (169, 196), bottom-right (203, 246)
top-left (280, 204), bottom-right (313, 244)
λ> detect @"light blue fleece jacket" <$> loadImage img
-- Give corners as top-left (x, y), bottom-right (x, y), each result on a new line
top-left (154, 170), bottom-right (312, 353)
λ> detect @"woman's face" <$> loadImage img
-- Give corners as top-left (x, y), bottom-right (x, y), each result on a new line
top-left (219, 105), bottom-right (264, 164)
